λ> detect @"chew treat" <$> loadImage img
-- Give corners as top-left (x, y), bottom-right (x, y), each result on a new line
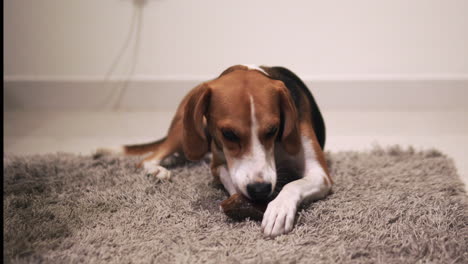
top-left (220, 193), bottom-right (268, 221)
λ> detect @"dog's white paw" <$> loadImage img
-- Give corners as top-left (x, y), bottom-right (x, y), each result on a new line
top-left (143, 161), bottom-right (171, 181)
top-left (261, 192), bottom-right (299, 238)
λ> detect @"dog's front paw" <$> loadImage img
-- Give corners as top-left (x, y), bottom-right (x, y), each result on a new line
top-left (261, 193), bottom-right (299, 238)
top-left (142, 161), bottom-right (172, 181)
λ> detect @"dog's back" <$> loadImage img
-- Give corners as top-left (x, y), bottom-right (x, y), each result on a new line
top-left (261, 66), bottom-right (326, 149)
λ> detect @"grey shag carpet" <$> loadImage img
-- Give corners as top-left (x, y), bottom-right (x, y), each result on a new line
top-left (3, 146), bottom-right (468, 263)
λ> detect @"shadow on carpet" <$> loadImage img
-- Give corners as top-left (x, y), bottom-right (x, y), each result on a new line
top-left (3, 146), bottom-right (468, 263)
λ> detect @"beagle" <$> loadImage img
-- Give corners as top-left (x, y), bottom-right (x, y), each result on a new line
top-left (103, 65), bottom-right (332, 237)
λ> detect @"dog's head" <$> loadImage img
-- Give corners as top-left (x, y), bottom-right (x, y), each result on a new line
top-left (182, 66), bottom-right (300, 201)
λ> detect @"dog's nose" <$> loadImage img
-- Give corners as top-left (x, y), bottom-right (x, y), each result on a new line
top-left (247, 182), bottom-right (272, 201)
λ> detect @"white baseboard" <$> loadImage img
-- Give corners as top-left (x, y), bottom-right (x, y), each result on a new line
top-left (4, 77), bottom-right (468, 111)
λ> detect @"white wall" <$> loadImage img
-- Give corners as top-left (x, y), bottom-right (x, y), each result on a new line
top-left (5, 0), bottom-right (468, 79)
top-left (4, 0), bottom-right (468, 111)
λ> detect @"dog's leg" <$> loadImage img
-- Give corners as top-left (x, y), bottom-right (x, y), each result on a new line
top-left (262, 124), bottom-right (332, 237)
top-left (94, 137), bottom-right (166, 157)
top-left (219, 166), bottom-right (237, 195)
top-left (141, 159), bottom-right (171, 181)
top-left (138, 122), bottom-right (184, 180)
top-left (212, 164), bottom-right (237, 196)
top-left (210, 142), bottom-right (237, 195)
top-left (138, 140), bottom-right (182, 180)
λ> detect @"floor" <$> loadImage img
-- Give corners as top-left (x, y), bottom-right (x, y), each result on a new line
top-left (4, 110), bottom-right (468, 190)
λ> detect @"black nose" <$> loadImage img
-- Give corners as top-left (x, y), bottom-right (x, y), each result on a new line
top-left (247, 182), bottom-right (272, 201)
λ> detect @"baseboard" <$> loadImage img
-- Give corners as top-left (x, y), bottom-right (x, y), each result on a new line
top-left (4, 76), bottom-right (468, 111)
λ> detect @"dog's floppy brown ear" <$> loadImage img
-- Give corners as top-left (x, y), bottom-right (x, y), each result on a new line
top-left (278, 87), bottom-right (301, 155)
top-left (182, 84), bottom-right (211, 160)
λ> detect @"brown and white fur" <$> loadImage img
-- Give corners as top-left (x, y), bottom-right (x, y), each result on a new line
top-left (99, 65), bottom-right (333, 237)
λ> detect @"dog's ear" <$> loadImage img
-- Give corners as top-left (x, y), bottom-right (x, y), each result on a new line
top-left (182, 84), bottom-right (212, 160)
top-left (278, 87), bottom-right (301, 155)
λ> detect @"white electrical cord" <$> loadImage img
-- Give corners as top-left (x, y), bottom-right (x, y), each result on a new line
top-left (100, 0), bottom-right (146, 111)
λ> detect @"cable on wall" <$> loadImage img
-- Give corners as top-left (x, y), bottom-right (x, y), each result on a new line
top-left (99, 0), bottom-right (147, 111)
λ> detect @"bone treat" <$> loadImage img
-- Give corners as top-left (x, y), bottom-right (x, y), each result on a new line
top-left (220, 193), bottom-right (268, 221)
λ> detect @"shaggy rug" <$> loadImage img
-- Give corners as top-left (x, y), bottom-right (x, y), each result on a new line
top-left (3, 146), bottom-right (468, 263)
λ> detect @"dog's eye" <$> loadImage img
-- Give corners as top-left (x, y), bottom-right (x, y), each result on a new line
top-left (265, 126), bottom-right (278, 138)
top-left (222, 129), bottom-right (239, 142)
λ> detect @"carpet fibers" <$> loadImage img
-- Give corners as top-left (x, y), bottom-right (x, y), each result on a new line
top-left (3, 146), bottom-right (468, 263)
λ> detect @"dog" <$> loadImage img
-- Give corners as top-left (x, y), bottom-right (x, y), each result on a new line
top-left (100, 65), bottom-right (333, 237)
